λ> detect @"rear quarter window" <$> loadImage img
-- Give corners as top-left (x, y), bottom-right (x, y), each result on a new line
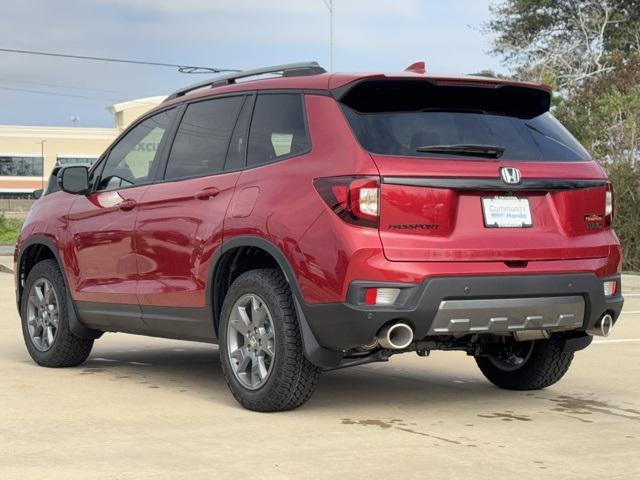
top-left (247, 93), bottom-right (310, 167)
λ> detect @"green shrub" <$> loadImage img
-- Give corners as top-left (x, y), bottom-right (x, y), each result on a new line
top-left (0, 215), bottom-right (24, 245)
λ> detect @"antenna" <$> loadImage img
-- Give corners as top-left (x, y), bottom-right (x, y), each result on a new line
top-left (405, 61), bottom-right (426, 74)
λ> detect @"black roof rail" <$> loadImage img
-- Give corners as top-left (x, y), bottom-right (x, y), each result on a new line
top-left (163, 61), bottom-right (326, 102)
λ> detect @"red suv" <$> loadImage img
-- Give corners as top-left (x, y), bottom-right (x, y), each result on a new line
top-left (15, 62), bottom-right (624, 411)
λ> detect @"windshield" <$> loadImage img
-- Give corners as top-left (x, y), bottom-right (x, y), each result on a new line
top-left (342, 107), bottom-right (591, 162)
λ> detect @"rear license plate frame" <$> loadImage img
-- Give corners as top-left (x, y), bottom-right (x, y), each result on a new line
top-left (481, 196), bottom-right (533, 228)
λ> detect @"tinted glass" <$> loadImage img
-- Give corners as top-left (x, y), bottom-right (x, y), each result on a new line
top-left (342, 108), bottom-right (590, 162)
top-left (247, 94), bottom-right (310, 167)
top-left (165, 96), bottom-right (244, 180)
top-left (97, 109), bottom-right (174, 191)
top-left (45, 169), bottom-right (60, 195)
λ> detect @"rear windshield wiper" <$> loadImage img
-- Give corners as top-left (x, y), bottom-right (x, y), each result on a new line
top-left (416, 144), bottom-right (505, 159)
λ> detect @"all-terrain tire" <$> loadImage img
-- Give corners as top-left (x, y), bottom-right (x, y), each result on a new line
top-left (21, 259), bottom-right (94, 367)
top-left (475, 336), bottom-right (574, 390)
top-left (219, 269), bottom-right (321, 412)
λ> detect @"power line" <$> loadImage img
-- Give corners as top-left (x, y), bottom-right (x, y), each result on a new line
top-left (0, 85), bottom-right (160, 105)
top-left (0, 85), bottom-right (117, 101)
top-left (0, 48), bottom-right (239, 74)
top-left (0, 76), bottom-right (149, 97)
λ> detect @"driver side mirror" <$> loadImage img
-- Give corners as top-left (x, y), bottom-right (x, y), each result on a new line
top-left (57, 166), bottom-right (89, 194)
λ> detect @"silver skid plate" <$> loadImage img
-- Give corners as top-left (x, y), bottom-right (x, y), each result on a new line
top-left (428, 296), bottom-right (585, 335)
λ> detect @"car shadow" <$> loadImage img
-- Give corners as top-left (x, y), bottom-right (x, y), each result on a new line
top-left (79, 343), bottom-right (515, 411)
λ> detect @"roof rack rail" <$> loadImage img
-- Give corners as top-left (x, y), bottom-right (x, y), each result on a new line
top-left (164, 61), bottom-right (326, 102)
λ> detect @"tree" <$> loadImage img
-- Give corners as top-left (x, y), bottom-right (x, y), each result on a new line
top-left (553, 53), bottom-right (640, 270)
top-left (487, 0), bottom-right (640, 88)
top-left (555, 53), bottom-right (640, 165)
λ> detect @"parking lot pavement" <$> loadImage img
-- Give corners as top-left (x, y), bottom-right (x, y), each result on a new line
top-left (0, 262), bottom-right (638, 480)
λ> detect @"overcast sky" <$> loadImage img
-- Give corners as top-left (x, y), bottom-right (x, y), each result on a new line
top-left (0, 0), bottom-right (503, 127)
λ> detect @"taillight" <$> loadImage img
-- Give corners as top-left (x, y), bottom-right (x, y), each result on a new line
top-left (314, 176), bottom-right (380, 228)
top-left (605, 182), bottom-right (614, 226)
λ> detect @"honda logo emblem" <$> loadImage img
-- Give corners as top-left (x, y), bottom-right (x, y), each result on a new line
top-left (500, 167), bottom-right (521, 185)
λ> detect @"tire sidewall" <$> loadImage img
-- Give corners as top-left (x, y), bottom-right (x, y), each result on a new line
top-left (21, 259), bottom-right (70, 364)
top-left (219, 271), bottom-right (294, 404)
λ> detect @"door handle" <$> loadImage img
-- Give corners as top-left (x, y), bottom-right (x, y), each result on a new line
top-left (195, 187), bottom-right (220, 200)
top-left (118, 199), bottom-right (137, 211)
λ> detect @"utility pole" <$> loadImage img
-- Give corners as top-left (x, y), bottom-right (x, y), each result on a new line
top-left (321, 0), bottom-right (334, 71)
top-left (39, 140), bottom-right (45, 189)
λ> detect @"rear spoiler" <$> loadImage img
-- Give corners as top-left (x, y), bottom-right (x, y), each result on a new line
top-left (334, 78), bottom-right (551, 119)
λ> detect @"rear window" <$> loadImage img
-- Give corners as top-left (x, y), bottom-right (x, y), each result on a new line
top-left (340, 81), bottom-right (590, 162)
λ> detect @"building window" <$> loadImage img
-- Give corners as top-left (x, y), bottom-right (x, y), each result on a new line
top-left (0, 192), bottom-right (36, 199)
top-left (56, 157), bottom-right (98, 167)
top-left (0, 156), bottom-right (43, 177)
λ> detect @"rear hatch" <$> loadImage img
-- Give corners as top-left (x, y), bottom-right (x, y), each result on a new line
top-left (339, 78), bottom-right (611, 262)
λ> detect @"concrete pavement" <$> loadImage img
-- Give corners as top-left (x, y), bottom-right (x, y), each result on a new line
top-left (1, 258), bottom-right (638, 479)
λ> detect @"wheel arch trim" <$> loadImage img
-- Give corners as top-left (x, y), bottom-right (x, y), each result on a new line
top-left (208, 235), bottom-right (343, 368)
top-left (16, 235), bottom-right (101, 340)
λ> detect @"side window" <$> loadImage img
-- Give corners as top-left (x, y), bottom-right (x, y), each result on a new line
top-left (247, 94), bottom-right (310, 167)
top-left (165, 96), bottom-right (244, 180)
top-left (97, 109), bottom-right (174, 191)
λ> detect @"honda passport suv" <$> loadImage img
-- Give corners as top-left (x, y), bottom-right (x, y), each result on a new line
top-left (15, 61), bottom-right (624, 412)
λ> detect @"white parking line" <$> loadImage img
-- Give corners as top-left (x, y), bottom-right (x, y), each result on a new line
top-left (621, 310), bottom-right (640, 314)
top-left (592, 338), bottom-right (640, 344)
top-left (623, 293), bottom-right (640, 297)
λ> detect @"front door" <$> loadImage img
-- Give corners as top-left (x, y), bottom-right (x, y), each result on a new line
top-left (66, 108), bottom-right (175, 331)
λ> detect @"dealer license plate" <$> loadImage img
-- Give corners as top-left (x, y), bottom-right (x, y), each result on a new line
top-left (482, 196), bottom-right (532, 228)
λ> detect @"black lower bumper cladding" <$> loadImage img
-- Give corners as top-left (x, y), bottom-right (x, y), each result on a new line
top-left (303, 273), bottom-right (623, 352)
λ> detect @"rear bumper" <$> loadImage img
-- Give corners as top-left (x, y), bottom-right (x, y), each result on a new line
top-left (303, 273), bottom-right (623, 351)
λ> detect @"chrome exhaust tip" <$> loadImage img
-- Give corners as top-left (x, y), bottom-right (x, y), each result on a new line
top-left (377, 323), bottom-right (414, 350)
top-left (587, 313), bottom-right (614, 337)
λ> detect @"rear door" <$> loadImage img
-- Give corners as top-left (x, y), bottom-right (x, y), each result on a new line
top-left (339, 80), bottom-right (610, 262)
top-left (133, 94), bottom-right (250, 337)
